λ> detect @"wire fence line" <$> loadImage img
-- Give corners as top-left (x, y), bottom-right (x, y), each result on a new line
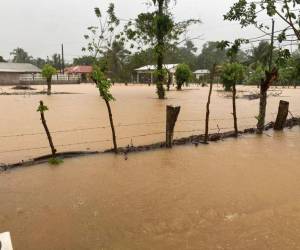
top-left (0, 116), bottom-right (258, 139)
top-left (0, 123), bottom-right (258, 155)
top-left (1, 109), bottom-right (299, 157)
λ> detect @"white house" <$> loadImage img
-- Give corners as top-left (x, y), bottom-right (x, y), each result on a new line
top-left (194, 69), bottom-right (210, 80)
top-left (135, 64), bottom-right (178, 84)
top-left (0, 62), bottom-right (41, 85)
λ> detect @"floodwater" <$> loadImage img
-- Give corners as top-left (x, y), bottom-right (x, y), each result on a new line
top-left (0, 84), bottom-right (299, 163)
top-left (0, 84), bottom-right (300, 249)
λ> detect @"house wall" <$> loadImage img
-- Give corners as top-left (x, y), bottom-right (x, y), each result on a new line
top-left (0, 72), bottom-right (20, 85)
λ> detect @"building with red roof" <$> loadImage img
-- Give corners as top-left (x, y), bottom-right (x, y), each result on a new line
top-left (65, 65), bottom-right (93, 82)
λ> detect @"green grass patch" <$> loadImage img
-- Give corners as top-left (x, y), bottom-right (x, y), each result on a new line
top-left (48, 157), bottom-right (64, 165)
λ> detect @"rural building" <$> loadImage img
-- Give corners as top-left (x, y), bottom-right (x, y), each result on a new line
top-left (194, 69), bottom-right (210, 80)
top-left (65, 65), bottom-right (93, 82)
top-left (135, 64), bottom-right (178, 84)
top-left (0, 62), bottom-right (41, 85)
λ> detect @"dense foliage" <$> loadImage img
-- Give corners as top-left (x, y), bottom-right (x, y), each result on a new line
top-left (221, 63), bottom-right (245, 91)
top-left (175, 63), bottom-right (192, 90)
top-left (42, 64), bottom-right (57, 81)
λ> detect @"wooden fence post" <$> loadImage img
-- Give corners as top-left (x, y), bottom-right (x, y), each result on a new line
top-left (274, 100), bottom-right (289, 130)
top-left (166, 105), bottom-right (181, 148)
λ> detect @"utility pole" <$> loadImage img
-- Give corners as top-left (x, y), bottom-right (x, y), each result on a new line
top-left (61, 43), bottom-right (65, 74)
top-left (269, 19), bottom-right (275, 71)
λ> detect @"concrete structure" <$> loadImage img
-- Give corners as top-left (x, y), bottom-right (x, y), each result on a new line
top-left (135, 64), bottom-right (178, 84)
top-left (0, 62), bottom-right (41, 85)
top-left (194, 69), bottom-right (210, 80)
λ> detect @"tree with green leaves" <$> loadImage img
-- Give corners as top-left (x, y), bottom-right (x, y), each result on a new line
top-left (83, 3), bottom-right (120, 153)
top-left (106, 40), bottom-right (131, 82)
top-left (42, 64), bottom-right (57, 95)
top-left (197, 41), bottom-right (227, 70)
top-left (218, 39), bottom-right (247, 136)
top-left (221, 62), bottom-right (245, 91)
top-left (247, 62), bottom-right (265, 86)
top-left (175, 63), bottom-right (192, 90)
top-left (248, 41), bottom-right (272, 68)
top-left (10, 47), bottom-right (32, 63)
top-left (0, 56), bottom-right (6, 62)
top-left (73, 56), bottom-right (95, 66)
top-left (31, 57), bottom-right (47, 69)
top-left (224, 3), bottom-right (289, 134)
top-left (165, 40), bottom-right (198, 70)
top-left (92, 66), bottom-right (117, 152)
top-left (225, 0), bottom-right (300, 41)
top-left (125, 0), bottom-right (200, 99)
top-left (50, 53), bottom-right (62, 70)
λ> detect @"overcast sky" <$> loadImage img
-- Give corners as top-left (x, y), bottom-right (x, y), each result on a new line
top-left (0, 0), bottom-right (280, 62)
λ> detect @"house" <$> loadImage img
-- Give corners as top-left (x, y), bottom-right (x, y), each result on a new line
top-left (194, 69), bottom-right (210, 80)
top-left (65, 65), bottom-right (93, 82)
top-left (135, 64), bottom-right (178, 84)
top-left (0, 62), bottom-right (41, 85)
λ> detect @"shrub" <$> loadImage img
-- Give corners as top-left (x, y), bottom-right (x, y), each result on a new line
top-left (220, 63), bottom-right (245, 91)
top-left (175, 64), bottom-right (192, 90)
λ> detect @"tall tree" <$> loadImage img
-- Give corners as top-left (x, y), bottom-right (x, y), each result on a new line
top-left (73, 56), bottom-right (95, 66)
top-left (248, 41), bottom-right (272, 67)
top-left (83, 3), bottom-right (120, 153)
top-left (50, 53), bottom-right (61, 70)
top-left (197, 42), bottom-right (227, 70)
top-left (106, 40), bottom-right (131, 82)
top-left (31, 57), bottom-right (47, 69)
top-left (225, 0), bottom-right (300, 41)
top-left (224, 3), bottom-right (291, 134)
top-left (125, 0), bottom-right (200, 99)
top-left (165, 41), bottom-right (198, 70)
top-left (10, 48), bottom-right (32, 63)
top-left (218, 39), bottom-right (247, 136)
top-left (42, 64), bottom-right (57, 95)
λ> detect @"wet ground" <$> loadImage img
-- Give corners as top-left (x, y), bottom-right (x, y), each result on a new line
top-left (0, 84), bottom-right (300, 249)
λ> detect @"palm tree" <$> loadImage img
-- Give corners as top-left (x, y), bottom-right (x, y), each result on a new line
top-left (248, 41), bottom-right (271, 68)
top-left (10, 48), bottom-right (32, 63)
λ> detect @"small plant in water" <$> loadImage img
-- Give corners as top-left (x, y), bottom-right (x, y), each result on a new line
top-left (48, 157), bottom-right (64, 165)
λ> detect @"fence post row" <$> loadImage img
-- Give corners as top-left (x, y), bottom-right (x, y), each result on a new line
top-left (166, 105), bottom-right (181, 148)
top-left (274, 100), bottom-right (289, 130)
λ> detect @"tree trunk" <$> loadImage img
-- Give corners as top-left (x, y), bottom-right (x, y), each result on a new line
top-left (176, 83), bottom-right (182, 91)
top-left (257, 89), bottom-right (267, 134)
top-left (104, 99), bottom-right (118, 153)
top-left (232, 82), bottom-right (238, 137)
top-left (256, 68), bottom-right (278, 134)
top-left (39, 101), bottom-right (56, 157)
top-left (167, 69), bottom-right (172, 91)
top-left (47, 78), bottom-right (51, 95)
top-left (204, 64), bottom-right (216, 143)
top-left (156, 0), bottom-right (165, 99)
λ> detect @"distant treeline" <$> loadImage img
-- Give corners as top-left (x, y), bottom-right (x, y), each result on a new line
top-left (1, 40), bottom-right (300, 86)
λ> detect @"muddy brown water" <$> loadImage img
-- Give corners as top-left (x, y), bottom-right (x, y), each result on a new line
top-left (1, 84), bottom-right (299, 164)
top-left (0, 84), bottom-right (300, 249)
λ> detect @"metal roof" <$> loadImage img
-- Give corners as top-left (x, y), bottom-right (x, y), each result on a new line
top-left (0, 63), bottom-right (41, 73)
top-left (194, 69), bottom-right (210, 74)
top-left (135, 64), bottom-right (178, 72)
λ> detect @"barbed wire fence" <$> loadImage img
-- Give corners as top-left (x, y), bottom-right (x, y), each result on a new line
top-left (0, 109), bottom-right (299, 158)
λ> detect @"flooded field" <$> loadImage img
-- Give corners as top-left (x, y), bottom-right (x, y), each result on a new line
top-left (0, 84), bottom-right (299, 164)
top-left (0, 84), bottom-right (300, 249)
